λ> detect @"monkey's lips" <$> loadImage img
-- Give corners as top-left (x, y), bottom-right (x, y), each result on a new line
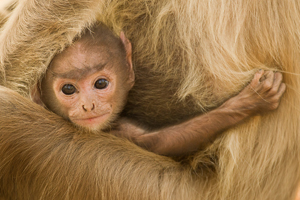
top-left (71, 113), bottom-right (110, 128)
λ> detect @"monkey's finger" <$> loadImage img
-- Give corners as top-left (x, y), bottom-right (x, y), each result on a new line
top-left (276, 83), bottom-right (286, 98)
top-left (261, 70), bottom-right (274, 82)
top-left (258, 71), bottom-right (275, 92)
top-left (266, 83), bottom-right (286, 110)
top-left (259, 70), bottom-right (275, 82)
top-left (250, 69), bottom-right (264, 87)
top-left (271, 83), bottom-right (286, 104)
top-left (259, 74), bottom-right (266, 82)
top-left (270, 72), bottom-right (283, 94)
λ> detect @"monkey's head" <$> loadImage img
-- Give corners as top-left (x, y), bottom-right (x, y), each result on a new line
top-left (33, 24), bottom-right (134, 131)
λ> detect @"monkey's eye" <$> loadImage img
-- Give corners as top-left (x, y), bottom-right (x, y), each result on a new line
top-left (94, 78), bottom-right (109, 89)
top-left (62, 84), bottom-right (76, 95)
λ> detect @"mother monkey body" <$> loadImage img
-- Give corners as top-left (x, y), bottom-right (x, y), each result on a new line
top-left (0, 0), bottom-right (300, 200)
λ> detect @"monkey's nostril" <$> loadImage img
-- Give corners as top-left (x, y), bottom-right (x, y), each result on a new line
top-left (82, 104), bottom-right (95, 112)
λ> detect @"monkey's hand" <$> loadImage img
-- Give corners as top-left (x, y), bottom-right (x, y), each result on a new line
top-left (222, 70), bottom-right (286, 116)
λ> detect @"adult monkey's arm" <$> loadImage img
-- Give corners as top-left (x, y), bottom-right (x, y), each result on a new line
top-left (0, 86), bottom-right (205, 199)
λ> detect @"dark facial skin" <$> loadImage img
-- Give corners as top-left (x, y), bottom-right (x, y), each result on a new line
top-left (39, 32), bottom-right (134, 131)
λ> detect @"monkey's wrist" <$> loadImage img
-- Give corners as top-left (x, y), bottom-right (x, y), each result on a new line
top-left (219, 99), bottom-right (253, 121)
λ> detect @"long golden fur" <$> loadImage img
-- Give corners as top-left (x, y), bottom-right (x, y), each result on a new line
top-left (0, 0), bottom-right (300, 199)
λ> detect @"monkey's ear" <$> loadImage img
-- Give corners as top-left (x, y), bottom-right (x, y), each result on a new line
top-left (120, 31), bottom-right (135, 88)
top-left (30, 82), bottom-right (45, 106)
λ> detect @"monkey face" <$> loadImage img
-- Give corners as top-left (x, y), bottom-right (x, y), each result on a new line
top-left (40, 38), bottom-right (134, 131)
top-left (49, 68), bottom-right (123, 131)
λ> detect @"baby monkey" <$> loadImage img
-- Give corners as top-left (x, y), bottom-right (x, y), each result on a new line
top-left (33, 23), bottom-right (286, 156)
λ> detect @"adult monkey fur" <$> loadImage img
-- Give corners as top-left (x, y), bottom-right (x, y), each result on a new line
top-left (0, 0), bottom-right (300, 199)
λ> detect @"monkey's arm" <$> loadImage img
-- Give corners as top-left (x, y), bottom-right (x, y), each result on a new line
top-left (117, 70), bottom-right (286, 156)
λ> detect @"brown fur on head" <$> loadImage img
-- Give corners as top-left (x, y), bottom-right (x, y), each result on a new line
top-left (0, 0), bottom-right (300, 200)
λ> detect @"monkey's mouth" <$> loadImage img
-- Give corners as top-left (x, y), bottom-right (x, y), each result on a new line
top-left (71, 113), bottom-right (110, 127)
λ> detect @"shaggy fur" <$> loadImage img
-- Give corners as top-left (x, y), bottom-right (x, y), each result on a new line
top-left (0, 0), bottom-right (300, 199)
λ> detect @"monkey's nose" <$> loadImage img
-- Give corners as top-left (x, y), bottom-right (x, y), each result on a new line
top-left (82, 103), bottom-right (95, 112)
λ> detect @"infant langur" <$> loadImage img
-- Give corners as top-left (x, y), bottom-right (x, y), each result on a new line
top-left (33, 24), bottom-right (286, 156)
